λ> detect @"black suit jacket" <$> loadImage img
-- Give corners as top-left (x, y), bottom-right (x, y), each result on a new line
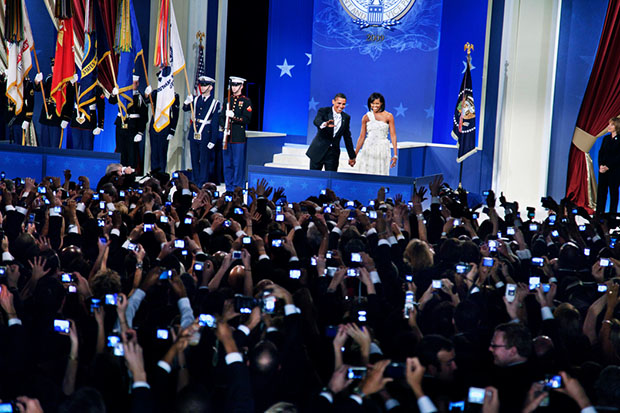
top-left (306, 106), bottom-right (356, 163)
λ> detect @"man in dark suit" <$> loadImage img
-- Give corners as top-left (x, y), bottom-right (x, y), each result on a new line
top-left (306, 93), bottom-right (356, 171)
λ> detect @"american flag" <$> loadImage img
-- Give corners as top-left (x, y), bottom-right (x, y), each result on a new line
top-left (193, 42), bottom-right (206, 94)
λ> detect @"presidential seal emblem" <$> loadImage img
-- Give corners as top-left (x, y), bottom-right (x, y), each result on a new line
top-left (339, 0), bottom-right (416, 29)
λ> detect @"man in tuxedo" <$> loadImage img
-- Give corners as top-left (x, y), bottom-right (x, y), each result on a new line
top-left (306, 93), bottom-right (356, 171)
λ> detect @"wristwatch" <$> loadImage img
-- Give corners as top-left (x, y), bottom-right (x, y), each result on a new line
top-left (136, 261), bottom-right (143, 270)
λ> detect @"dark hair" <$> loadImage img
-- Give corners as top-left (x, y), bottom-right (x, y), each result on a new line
top-left (596, 365), bottom-right (620, 407)
top-left (367, 92), bottom-right (385, 112)
top-left (495, 323), bottom-right (532, 359)
top-left (58, 387), bottom-right (106, 413)
top-left (334, 92), bottom-right (347, 101)
top-left (610, 117), bottom-right (620, 135)
top-left (417, 334), bottom-right (454, 369)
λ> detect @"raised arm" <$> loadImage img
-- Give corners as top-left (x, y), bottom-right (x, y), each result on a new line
top-left (388, 112), bottom-right (398, 167)
top-left (355, 114), bottom-right (369, 155)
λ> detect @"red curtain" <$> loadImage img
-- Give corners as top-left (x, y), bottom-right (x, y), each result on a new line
top-left (566, 0), bottom-right (620, 208)
top-left (96, 0), bottom-right (118, 93)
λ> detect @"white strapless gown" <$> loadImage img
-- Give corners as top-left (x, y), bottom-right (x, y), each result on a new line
top-left (356, 111), bottom-right (391, 176)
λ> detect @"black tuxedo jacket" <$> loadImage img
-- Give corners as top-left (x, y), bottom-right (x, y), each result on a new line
top-left (306, 106), bottom-right (356, 162)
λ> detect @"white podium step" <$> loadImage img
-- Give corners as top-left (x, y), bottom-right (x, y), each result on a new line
top-left (265, 143), bottom-right (354, 171)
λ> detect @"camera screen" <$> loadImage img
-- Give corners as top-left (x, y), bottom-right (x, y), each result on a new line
top-left (232, 251), bottom-right (242, 259)
top-left (529, 277), bottom-right (541, 290)
top-left (105, 294), bottom-right (118, 305)
top-left (432, 280), bottom-right (442, 289)
top-left (272, 239), bottom-right (282, 247)
top-left (159, 270), bottom-right (172, 280)
top-left (289, 269), bottom-right (301, 279)
top-left (468, 387), bottom-right (486, 404)
top-left (144, 224), bottom-right (154, 232)
top-left (347, 367), bottom-right (367, 380)
top-left (53, 319), bottom-right (70, 334)
top-left (600, 258), bottom-right (611, 267)
top-left (531, 257), bottom-right (544, 267)
top-left (346, 268), bottom-right (358, 277)
top-left (61, 273), bottom-right (72, 283)
top-left (198, 314), bottom-right (216, 328)
top-left (351, 253), bottom-right (362, 262)
top-left (174, 240), bottom-right (185, 248)
top-left (156, 329), bottom-right (169, 340)
top-left (160, 216), bottom-right (169, 223)
top-left (598, 284), bottom-right (608, 293)
top-left (483, 257), bottom-right (494, 267)
top-left (184, 217), bottom-right (192, 225)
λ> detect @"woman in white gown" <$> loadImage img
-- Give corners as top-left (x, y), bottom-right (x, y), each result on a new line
top-left (354, 92), bottom-right (398, 175)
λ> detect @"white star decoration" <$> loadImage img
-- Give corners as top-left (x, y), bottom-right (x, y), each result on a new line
top-left (462, 60), bottom-right (476, 73)
top-left (394, 103), bottom-right (408, 117)
top-left (277, 59), bottom-right (295, 77)
top-left (305, 53), bottom-right (312, 65)
top-left (424, 105), bottom-right (434, 119)
top-left (309, 97), bottom-right (319, 111)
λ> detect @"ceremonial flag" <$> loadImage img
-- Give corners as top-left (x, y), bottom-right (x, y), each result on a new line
top-left (5, 0), bottom-right (34, 115)
top-left (451, 58), bottom-right (477, 163)
top-left (193, 39), bottom-right (205, 94)
top-left (95, 0), bottom-right (118, 94)
top-left (50, 19), bottom-right (74, 117)
top-left (115, 0), bottom-right (143, 118)
top-left (153, 0), bottom-right (185, 132)
top-left (77, 0), bottom-right (98, 121)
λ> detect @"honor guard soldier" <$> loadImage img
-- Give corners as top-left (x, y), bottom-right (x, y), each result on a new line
top-left (219, 76), bottom-right (252, 191)
top-left (5, 76), bottom-right (34, 145)
top-left (144, 84), bottom-right (180, 173)
top-left (67, 75), bottom-right (105, 150)
top-left (33, 58), bottom-right (71, 148)
top-left (109, 75), bottom-right (149, 169)
top-left (182, 76), bottom-right (220, 186)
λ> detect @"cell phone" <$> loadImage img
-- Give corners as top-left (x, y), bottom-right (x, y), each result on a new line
top-left (159, 270), bottom-right (172, 280)
top-left (68, 285), bottom-right (77, 293)
top-left (275, 214), bottom-right (284, 222)
top-left (600, 258), bottom-right (612, 267)
top-left (54, 319), bottom-right (70, 334)
top-left (232, 250), bottom-right (242, 259)
top-left (96, 218), bottom-right (105, 227)
top-left (172, 172), bottom-right (179, 179)
top-left (549, 215), bottom-right (557, 224)
top-left (404, 291), bottom-right (415, 319)
top-left (174, 239), bottom-right (185, 248)
top-left (242, 236), bottom-right (252, 245)
top-left (347, 367), bottom-right (367, 380)
top-left (271, 239), bottom-right (282, 247)
top-left (0, 402), bottom-right (18, 412)
top-left (92, 193), bottom-right (99, 200)
top-left (529, 277), bottom-right (541, 291)
top-left (432, 279), bottom-right (443, 289)
top-left (482, 190), bottom-right (490, 196)
top-left (384, 362), bottom-right (406, 379)
top-left (453, 218), bottom-right (462, 226)
top-left (472, 212), bottom-right (479, 220)
top-left (456, 264), bottom-right (469, 274)
top-left (0, 267), bottom-right (5, 276)
top-left (578, 225), bottom-right (586, 232)
top-left (224, 195), bottom-right (233, 202)
top-left (99, 237), bottom-right (107, 244)
top-left (99, 201), bottom-right (106, 210)
top-left (448, 401), bottom-right (465, 412)
top-left (223, 220), bottom-right (231, 227)
top-left (346, 268), bottom-right (358, 277)
top-left (357, 310), bottom-right (367, 323)
top-left (37, 186), bottom-right (46, 194)
top-left (488, 240), bottom-right (497, 252)
top-left (544, 375), bottom-right (563, 389)
top-left (483, 257), bottom-right (494, 267)
top-left (507, 227), bottom-right (515, 235)
top-left (107, 335), bottom-right (124, 356)
top-left (351, 252), bottom-right (362, 263)
top-left (287, 269), bottom-right (301, 279)
top-left (61, 273), bottom-right (72, 283)
top-left (326, 251), bottom-right (333, 259)
top-left (468, 387), bottom-right (486, 404)
top-left (326, 267), bottom-right (337, 277)
top-left (119, 190), bottom-right (125, 197)
top-left (105, 293), bottom-right (118, 305)
top-left (28, 213), bottom-right (35, 224)
top-left (551, 230), bottom-right (559, 238)
top-left (542, 283), bottom-right (551, 293)
top-left (184, 217), bottom-right (192, 225)
top-left (53, 206), bottom-right (62, 214)
top-left (531, 257), bottom-right (544, 267)
top-left (598, 284), bottom-right (608, 293)
top-left (368, 210), bottom-right (377, 219)
top-left (144, 224), bottom-right (154, 232)
top-left (234, 296), bottom-right (258, 314)
top-left (529, 223), bottom-right (538, 231)
top-left (127, 242), bottom-right (138, 252)
top-left (160, 216), bottom-right (169, 223)
top-left (506, 283), bottom-right (517, 302)
top-left (325, 325), bottom-right (338, 338)
top-left (198, 314), bottom-right (217, 328)
top-left (310, 257), bottom-right (317, 266)
top-left (323, 206), bottom-right (332, 214)
top-left (233, 207), bottom-right (244, 215)
top-left (156, 329), bottom-right (170, 340)
top-left (90, 298), bottom-right (101, 313)
top-left (405, 274), bottom-right (413, 282)
top-left (584, 248), bottom-right (591, 256)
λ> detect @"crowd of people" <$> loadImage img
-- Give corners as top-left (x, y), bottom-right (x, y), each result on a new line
top-left (0, 166), bottom-right (618, 413)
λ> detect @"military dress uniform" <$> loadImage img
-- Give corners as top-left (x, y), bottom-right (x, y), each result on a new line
top-left (34, 74), bottom-right (71, 148)
top-left (218, 76), bottom-right (252, 191)
top-left (109, 89), bottom-right (148, 168)
top-left (147, 91), bottom-right (180, 173)
top-left (182, 76), bottom-right (220, 186)
top-left (6, 79), bottom-right (34, 145)
top-left (67, 85), bottom-right (105, 150)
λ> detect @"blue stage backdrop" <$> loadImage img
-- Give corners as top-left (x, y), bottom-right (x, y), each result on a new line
top-left (308, 0), bottom-right (442, 144)
top-left (432, 0), bottom-right (489, 147)
top-left (263, 0), bottom-right (314, 136)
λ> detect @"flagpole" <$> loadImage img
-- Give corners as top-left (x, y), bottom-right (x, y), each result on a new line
top-left (106, 53), bottom-right (126, 124)
top-left (59, 127), bottom-right (64, 149)
top-left (139, 53), bottom-right (154, 116)
top-left (32, 49), bottom-right (50, 119)
top-left (182, 67), bottom-right (198, 134)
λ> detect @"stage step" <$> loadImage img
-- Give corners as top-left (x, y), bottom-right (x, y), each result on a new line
top-left (265, 142), bottom-right (355, 171)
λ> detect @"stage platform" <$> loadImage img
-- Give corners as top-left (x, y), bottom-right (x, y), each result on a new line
top-left (248, 165), bottom-right (441, 203)
top-left (0, 143), bottom-right (120, 183)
